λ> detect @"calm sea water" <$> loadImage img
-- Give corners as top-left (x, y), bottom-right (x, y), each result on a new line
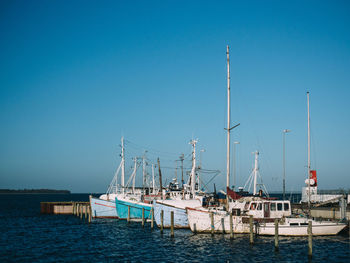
top-left (1, 194), bottom-right (349, 262)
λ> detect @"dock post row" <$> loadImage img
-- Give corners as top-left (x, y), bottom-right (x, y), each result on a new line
top-left (40, 201), bottom-right (325, 259)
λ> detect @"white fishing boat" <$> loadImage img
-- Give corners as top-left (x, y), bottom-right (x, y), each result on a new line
top-left (187, 206), bottom-right (346, 235)
top-left (153, 139), bottom-right (206, 228)
top-left (90, 137), bottom-right (126, 218)
top-left (186, 47), bottom-right (347, 236)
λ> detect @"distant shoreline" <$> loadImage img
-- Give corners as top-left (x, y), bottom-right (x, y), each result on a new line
top-left (0, 189), bottom-right (71, 194)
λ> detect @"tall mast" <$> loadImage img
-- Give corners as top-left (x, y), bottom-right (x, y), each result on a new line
top-left (132, 157), bottom-right (137, 194)
top-left (180, 154), bottom-right (184, 186)
top-left (142, 152), bottom-right (146, 192)
top-left (121, 136), bottom-right (125, 194)
top-left (226, 45), bottom-right (231, 189)
top-left (157, 158), bottom-right (163, 199)
top-left (307, 91), bottom-right (311, 209)
top-left (152, 164), bottom-right (155, 194)
top-left (253, 151), bottom-right (259, 195)
top-left (190, 139), bottom-right (197, 196)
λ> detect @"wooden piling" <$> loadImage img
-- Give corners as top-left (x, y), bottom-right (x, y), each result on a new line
top-left (142, 207), bottom-right (145, 227)
top-left (170, 211), bottom-right (174, 237)
top-left (274, 219), bottom-right (279, 251)
top-left (84, 205), bottom-right (87, 220)
top-left (80, 204), bottom-right (83, 220)
top-left (308, 221), bottom-right (312, 258)
top-left (127, 206), bottom-right (130, 223)
top-left (76, 204), bottom-right (79, 217)
top-left (88, 206), bottom-right (91, 223)
top-left (210, 212), bottom-right (214, 235)
top-left (221, 218), bottom-right (225, 234)
top-left (230, 212), bottom-right (234, 239)
top-left (151, 207), bottom-right (154, 229)
top-left (160, 210), bottom-right (164, 234)
top-left (249, 215), bottom-right (254, 244)
top-left (89, 203), bottom-right (92, 222)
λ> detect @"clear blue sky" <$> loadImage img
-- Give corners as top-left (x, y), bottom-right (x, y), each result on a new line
top-left (1, 0), bottom-right (349, 193)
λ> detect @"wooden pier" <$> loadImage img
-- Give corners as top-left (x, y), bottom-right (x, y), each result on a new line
top-left (40, 201), bottom-right (89, 215)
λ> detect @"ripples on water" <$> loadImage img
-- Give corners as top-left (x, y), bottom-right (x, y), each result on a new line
top-left (0, 194), bottom-right (349, 262)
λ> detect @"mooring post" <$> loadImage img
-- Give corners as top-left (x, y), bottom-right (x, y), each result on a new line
top-left (274, 219), bottom-right (279, 251)
top-left (210, 212), bottom-right (214, 235)
top-left (308, 220), bottom-right (312, 258)
top-left (142, 207), bottom-right (145, 227)
top-left (151, 207), bottom-right (154, 229)
top-left (230, 212), bottom-right (234, 239)
top-left (88, 205), bottom-right (91, 223)
top-left (170, 211), bottom-right (174, 237)
top-left (160, 210), bottom-right (164, 234)
top-left (249, 215), bottom-right (254, 244)
top-left (127, 206), bottom-right (130, 223)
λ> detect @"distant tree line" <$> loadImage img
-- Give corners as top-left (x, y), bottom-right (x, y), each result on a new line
top-left (0, 189), bottom-right (71, 194)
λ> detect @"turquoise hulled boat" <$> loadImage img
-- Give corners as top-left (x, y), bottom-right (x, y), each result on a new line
top-left (115, 196), bottom-right (152, 220)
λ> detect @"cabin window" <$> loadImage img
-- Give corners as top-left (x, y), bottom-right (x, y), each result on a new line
top-left (250, 202), bottom-right (257, 210)
top-left (284, 203), bottom-right (289, 211)
top-left (290, 223), bottom-right (298, 226)
top-left (257, 203), bottom-right (262, 210)
top-left (277, 203), bottom-right (283, 211)
top-left (270, 203), bottom-right (276, 211)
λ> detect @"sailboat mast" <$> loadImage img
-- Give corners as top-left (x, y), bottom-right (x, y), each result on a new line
top-left (226, 45), bottom-right (231, 189)
top-left (253, 151), bottom-right (259, 195)
top-left (142, 153), bottom-right (146, 192)
top-left (132, 157), bottom-right (137, 194)
top-left (157, 158), bottom-right (163, 199)
top-left (121, 136), bottom-right (125, 194)
top-left (307, 92), bottom-right (311, 209)
top-left (190, 140), bottom-right (197, 196)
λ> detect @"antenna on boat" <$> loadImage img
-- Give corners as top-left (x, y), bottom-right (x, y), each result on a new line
top-left (307, 91), bottom-right (311, 210)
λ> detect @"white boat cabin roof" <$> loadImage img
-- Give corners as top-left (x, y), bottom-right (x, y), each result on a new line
top-left (229, 196), bottom-right (291, 219)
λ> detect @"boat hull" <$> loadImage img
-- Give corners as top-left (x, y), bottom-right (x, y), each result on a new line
top-left (115, 197), bottom-right (152, 220)
top-left (186, 208), bottom-right (347, 236)
top-left (154, 199), bottom-right (202, 228)
top-left (90, 196), bottom-right (118, 218)
top-left (257, 219), bottom-right (347, 236)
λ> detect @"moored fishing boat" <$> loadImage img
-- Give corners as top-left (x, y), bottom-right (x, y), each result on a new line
top-left (153, 139), bottom-right (206, 228)
top-left (90, 137), bottom-right (126, 218)
top-left (115, 196), bottom-right (152, 220)
top-left (186, 207), bottom-right (346, 235)
top-left (115, 154), bottom-right (161, 220)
